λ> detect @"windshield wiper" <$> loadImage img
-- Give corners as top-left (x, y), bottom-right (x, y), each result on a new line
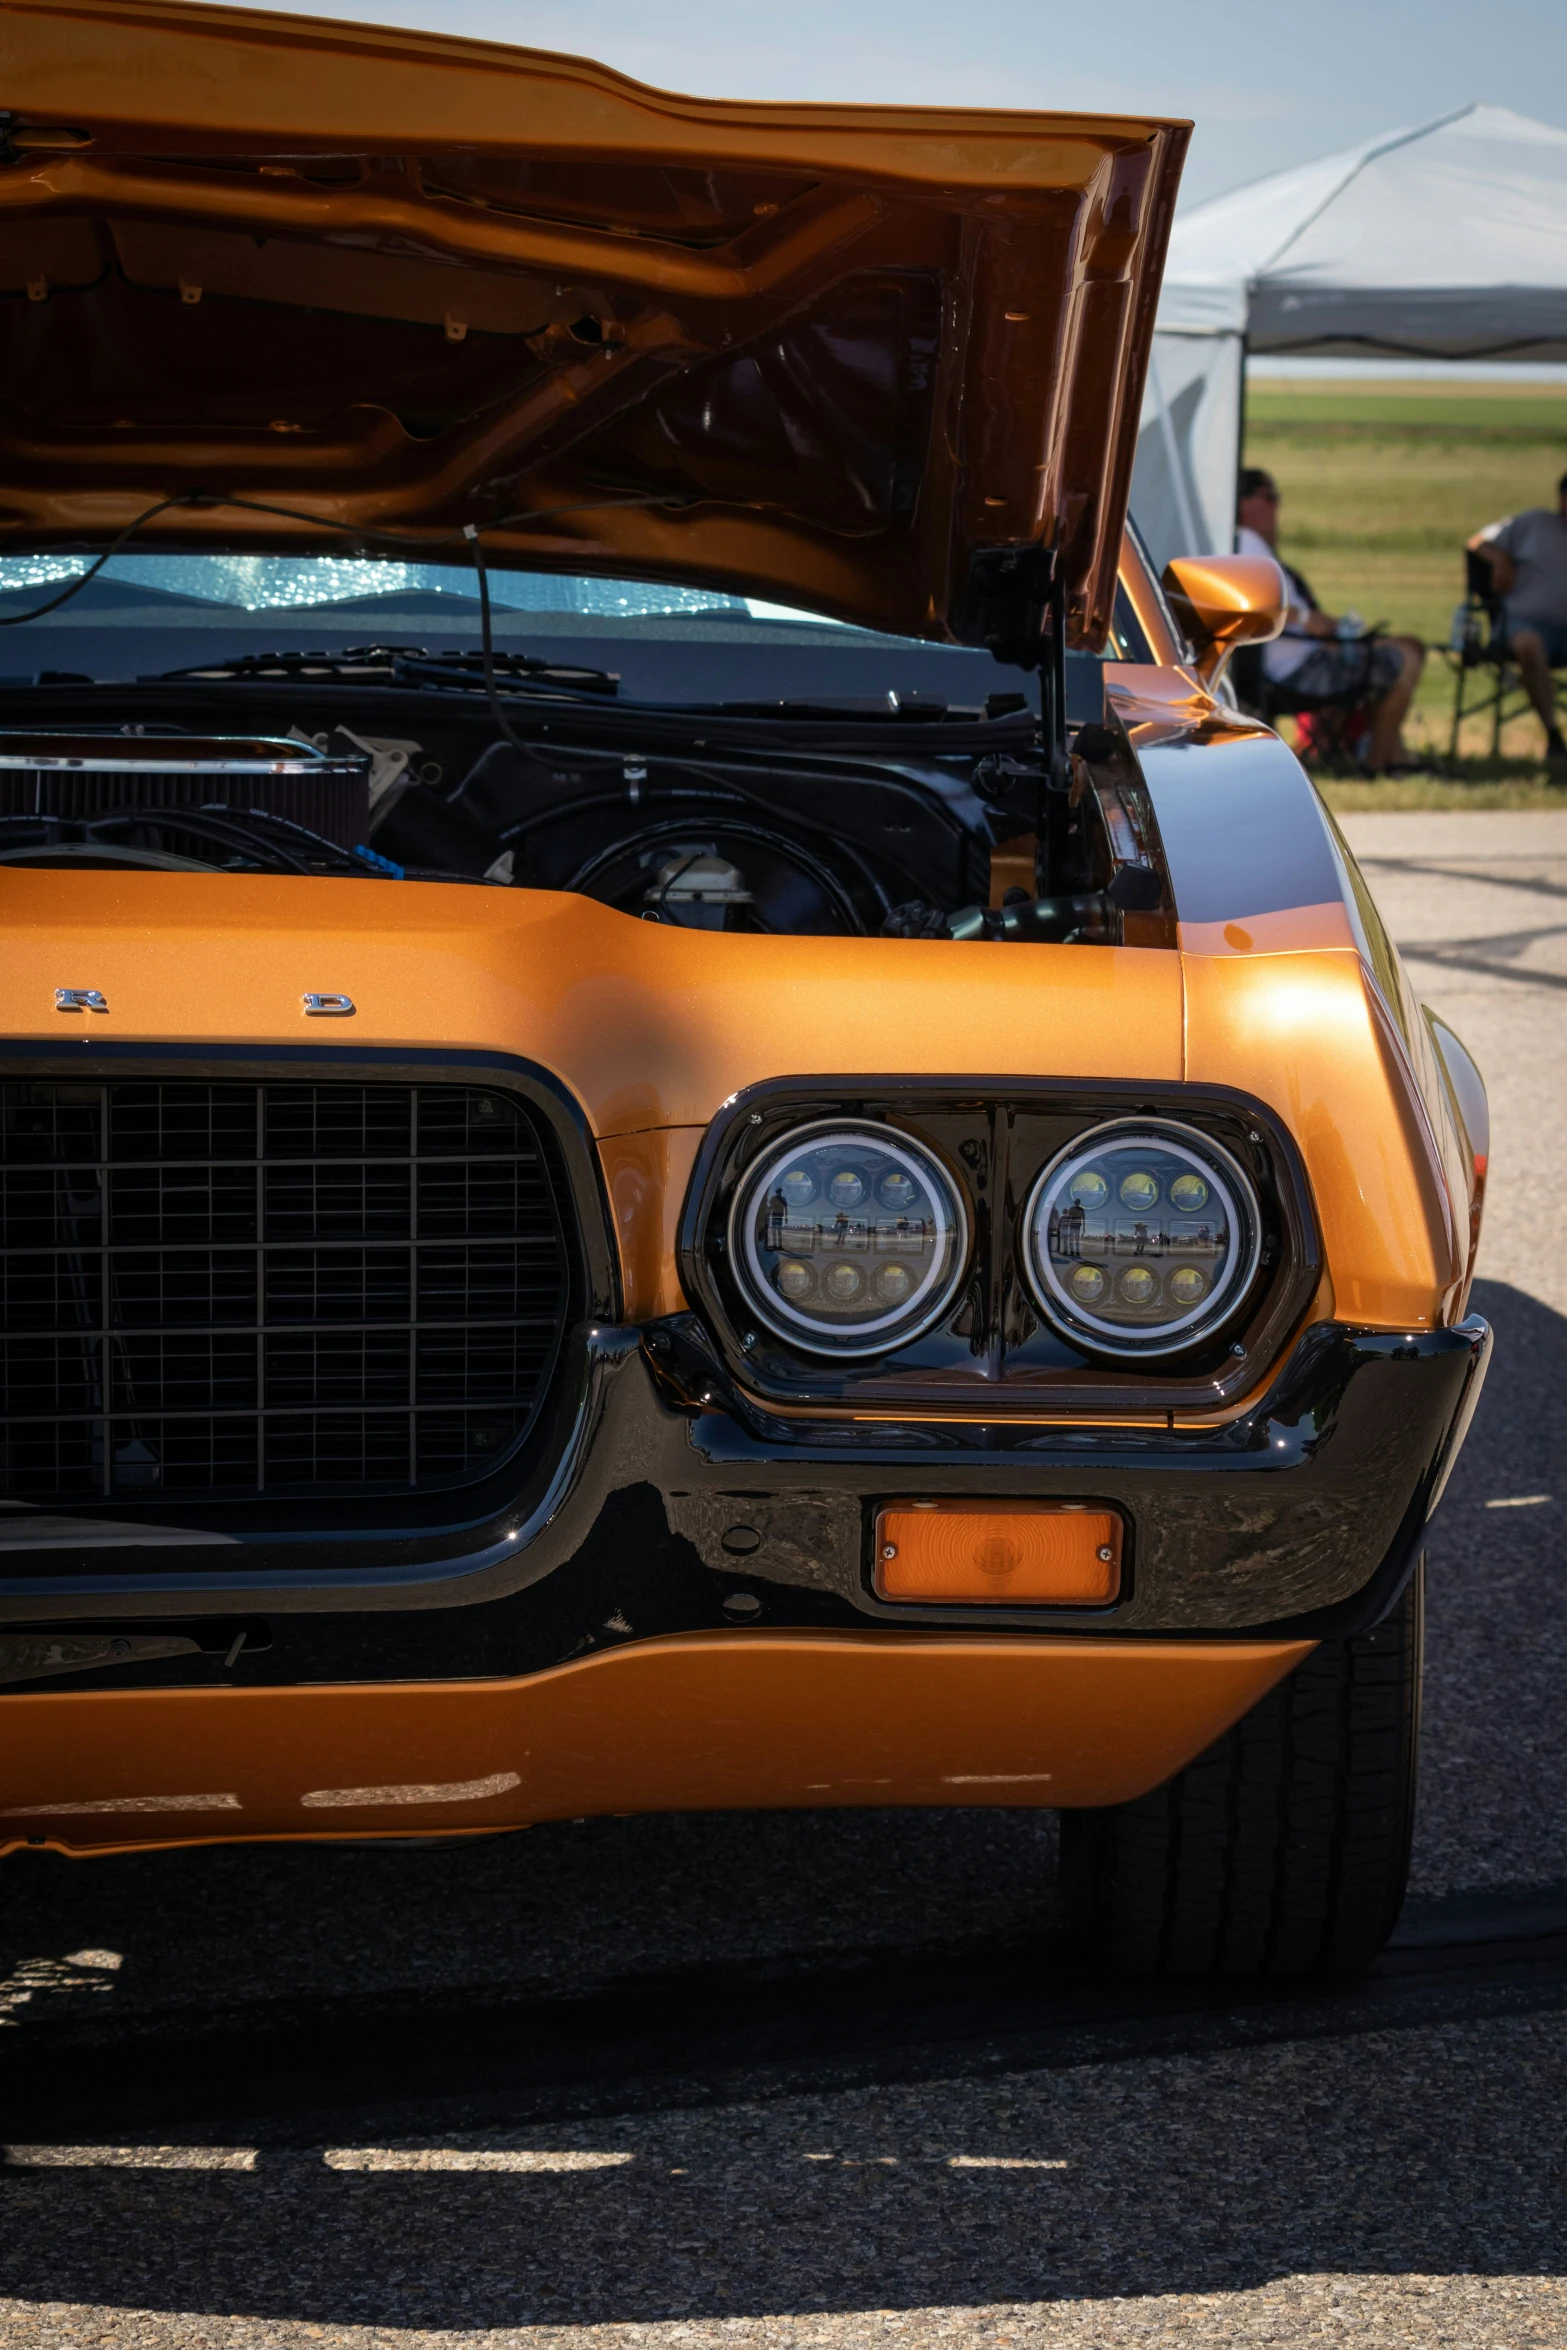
top-left (394, 649), bottom-right (618, 698)
top-left (147, 643), bottom-right (621, 698)
top-left (132, 646), bottom-right (1029, 741)
top-left (148, 644), bottom-right (427, 682)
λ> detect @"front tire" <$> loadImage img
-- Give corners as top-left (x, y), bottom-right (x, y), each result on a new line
top-left (1059, 1559), bottom-right (1423, 1977)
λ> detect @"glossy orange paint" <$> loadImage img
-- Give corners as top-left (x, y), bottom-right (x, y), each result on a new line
top-left (0, 837), bottom-right (1466, 1348)
top-left (1176, 904), bottom-right (1358, 958)
top-left (0, 869), bottom-right (1187, 1141)
top-left (1428, 1012), bottom-right (1489, 1292)
top-left (0, 1630), bottom-right (1313, 1856)
top-left (1103, 659), bottom-right (1211, 731)
top-left (599, 1127), bottom-right (702, 1320)
top-left (1160, 553), bottom-right (1287, 687)
top-left (0, 0), bottom-right (1189, 647)
top-left (1322, 807), bottom-right (1477, 1319)
top-left (1182, 947), bottom-right (1462, 1326)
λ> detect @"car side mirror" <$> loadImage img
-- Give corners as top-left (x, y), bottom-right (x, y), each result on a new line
top-left (1161, 555), bottom-right (1288, 688)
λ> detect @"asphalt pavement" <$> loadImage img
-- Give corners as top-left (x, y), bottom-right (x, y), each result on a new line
top-left (3, 810), bottom-right (1567, 2348)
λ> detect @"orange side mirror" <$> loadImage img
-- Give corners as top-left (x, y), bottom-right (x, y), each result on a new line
top-left (1161, 554), bottom-right (1288, 688)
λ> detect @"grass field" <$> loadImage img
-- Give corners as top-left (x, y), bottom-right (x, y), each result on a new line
top-left (1242, 374), bottom-right (1567, 791)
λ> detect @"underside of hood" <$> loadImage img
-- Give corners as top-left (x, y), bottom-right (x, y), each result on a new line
top-left (0, 0), bottom-right (1187, 649)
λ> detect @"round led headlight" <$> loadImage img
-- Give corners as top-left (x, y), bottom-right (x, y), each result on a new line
top-left (728, 1123), bottom-right (968, 1356)
top-left (1023, 1121), bottom-right (1262, 1358)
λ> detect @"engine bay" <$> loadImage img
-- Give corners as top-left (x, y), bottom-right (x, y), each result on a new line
top-left (0, 666), bottom-right (1173, 947)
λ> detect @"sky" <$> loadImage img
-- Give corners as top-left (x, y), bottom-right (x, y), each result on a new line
top-left (230, 0), bottom-right (1567, 207)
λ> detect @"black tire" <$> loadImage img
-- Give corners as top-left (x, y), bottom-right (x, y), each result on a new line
top-left (1059, 1558), bottom-right (1423, 1977)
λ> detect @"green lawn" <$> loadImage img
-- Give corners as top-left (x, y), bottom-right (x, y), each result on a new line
top-left (1242, 374), bottom-right (1567, 788)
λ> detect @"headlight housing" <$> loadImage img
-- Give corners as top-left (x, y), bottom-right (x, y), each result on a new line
top-left (728, 1122), bottom-right (968, 1356)
top-left (1023, 1120), bottom-right (1261, 1358)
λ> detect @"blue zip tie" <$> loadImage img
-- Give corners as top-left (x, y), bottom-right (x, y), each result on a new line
top-left (353, 844), bottom-right (405, 879)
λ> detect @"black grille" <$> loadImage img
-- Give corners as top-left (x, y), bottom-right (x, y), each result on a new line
top-left (0, 1081), bottom-right (572, 1504)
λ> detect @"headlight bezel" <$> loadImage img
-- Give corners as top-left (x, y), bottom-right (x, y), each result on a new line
top-left (677, 1078), bottom-right (1317, 1412)
top-left (726, 1118), bottom-right (971, 1358)
top-left (1022, 1117), bottom-right (1263, 1359)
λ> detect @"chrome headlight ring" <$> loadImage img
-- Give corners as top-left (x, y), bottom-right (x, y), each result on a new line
top-left (727, 1120), bottom-right (969, 1358)
top-left (1023, 1118), bottom-right (1263, 1359)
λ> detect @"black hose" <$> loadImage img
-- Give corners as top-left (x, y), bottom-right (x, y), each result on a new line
top-left (463, 522), bottom-right (538, 760)
top-left (0, 496), bottom-right (193, 625)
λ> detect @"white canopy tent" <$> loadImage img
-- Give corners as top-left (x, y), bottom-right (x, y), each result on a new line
top-left (1131, 103), bottom-right (1567, 574)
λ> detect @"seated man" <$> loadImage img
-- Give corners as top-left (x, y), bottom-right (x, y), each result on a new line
top-left (1468, 474), bottom-right (1567, 768)
top-left (1236, 467), bottom-right (1426, 773)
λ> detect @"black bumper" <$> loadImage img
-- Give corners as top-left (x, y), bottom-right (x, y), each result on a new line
top-left (0, 1312), bottom-right (1490, 1692)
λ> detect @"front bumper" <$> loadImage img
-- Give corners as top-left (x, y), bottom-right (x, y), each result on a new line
top-left (0, 1312), bottom-right (1490, 1690)
top-left (0, 1631), bottom-right (1315, 1852)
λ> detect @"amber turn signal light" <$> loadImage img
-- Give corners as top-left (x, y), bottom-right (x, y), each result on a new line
top-left (873, 1502), bottom-right (1121, 1605)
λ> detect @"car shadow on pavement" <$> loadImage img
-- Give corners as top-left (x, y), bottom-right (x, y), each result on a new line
top-left (1, 2015), bottom-right (1564, 2326)
top-left (1412, 1277), bottom-right (1567, 1898)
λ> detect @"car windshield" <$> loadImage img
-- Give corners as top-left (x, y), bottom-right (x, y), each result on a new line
top-left (0, 552), bottom-right (1148, 716)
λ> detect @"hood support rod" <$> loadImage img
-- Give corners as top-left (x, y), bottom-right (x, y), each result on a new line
top-left (1037, 558), bottom-right (1072, 894)
top-left (965, 539), bottom-right (1070, 887)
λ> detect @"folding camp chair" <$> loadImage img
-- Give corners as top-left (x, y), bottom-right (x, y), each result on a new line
top-left (1228, 642), bottom-right (1376, 769)
top-left (1447, 546), bottom-right (1567, 757)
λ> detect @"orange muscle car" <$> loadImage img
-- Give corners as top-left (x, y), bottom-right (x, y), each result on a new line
top-left (0, 0), bottom-right (1488, 1975)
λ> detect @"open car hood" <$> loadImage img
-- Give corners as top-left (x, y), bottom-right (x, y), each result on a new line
top-left (0, 0), bottom-right (1187, 650)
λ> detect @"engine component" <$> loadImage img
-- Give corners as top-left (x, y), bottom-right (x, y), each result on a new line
top-left (572, 820), bottom-right (861, 934)
top-left (373, 734), bottom-right (995, 936)
top-left (644, 850), bottom-right (753, 928)
top-left (947, 865), bottom-right (1166, 943)
top-left (0, 732), bottom-right (369, 848)
top-left (0, 806), bottom-right (395, 878)
top-left (880, 900), bottom-right (951, 939)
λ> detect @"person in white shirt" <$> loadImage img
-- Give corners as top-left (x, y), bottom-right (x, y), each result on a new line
top-left (1236, 468), bottom-right (1426, 774)
top-left (1468, 475), bottom-right (1567, 769)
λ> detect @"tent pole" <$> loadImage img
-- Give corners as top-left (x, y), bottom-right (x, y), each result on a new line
top-left (1234, 330), bottom-right (1251, 551)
